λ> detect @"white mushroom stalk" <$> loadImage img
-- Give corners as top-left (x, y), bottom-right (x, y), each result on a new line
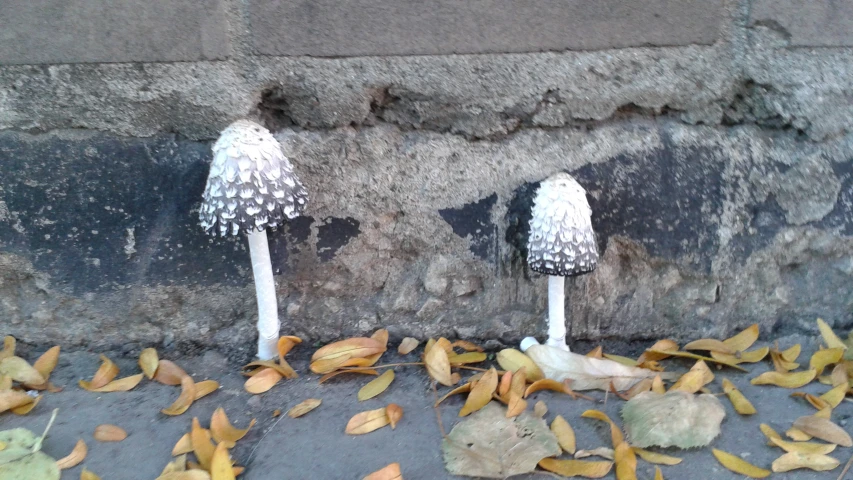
top-left (525, 172), bottom-right (598, 351)
top-left (199, 119), bottom-right (308, 360)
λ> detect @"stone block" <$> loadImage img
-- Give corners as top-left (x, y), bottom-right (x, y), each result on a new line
top-left (751, 0), bottom-right (853, 47)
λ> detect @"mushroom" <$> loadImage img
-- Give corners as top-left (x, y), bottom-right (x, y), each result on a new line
top-left (523, 172), bottom-right (598, 351)
top-left (199, 119), bottom-right (308, 360)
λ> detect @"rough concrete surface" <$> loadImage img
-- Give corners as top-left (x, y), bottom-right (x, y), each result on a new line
top-left (1, 337), bottom-right (850, 479)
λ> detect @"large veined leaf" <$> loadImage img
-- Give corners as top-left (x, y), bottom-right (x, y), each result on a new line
top-left (0, 409), bottom-right (60, 480)
top-left (621, 391), bottom-right (725, 449)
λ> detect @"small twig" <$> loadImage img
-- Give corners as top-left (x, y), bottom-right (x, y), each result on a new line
top-left (838, 450), bottom-right (853, 480)
top-left (339, 362), bottom-right (424, 370)
top-left (246, 413), bottom-right (287, 466)
top-left (431, 381), bottom-right (447, 438)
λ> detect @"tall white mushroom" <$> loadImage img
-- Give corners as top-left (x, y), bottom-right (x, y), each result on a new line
top-left (523, 172), bottom-right (598, 351)
top-left (199, 119), bottom-right (308, 360)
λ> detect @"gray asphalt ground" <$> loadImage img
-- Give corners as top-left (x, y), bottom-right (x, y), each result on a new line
top-left (2, 335), bottom-right (852, 480)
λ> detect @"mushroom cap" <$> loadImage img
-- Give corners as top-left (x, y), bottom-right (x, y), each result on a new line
top-left (526, 172), bottom-right (598, 276)
top-left (199, 119), bottom-right (308, 236)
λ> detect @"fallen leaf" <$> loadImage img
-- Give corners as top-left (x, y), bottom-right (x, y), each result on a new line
top-left (769, 437), bottom-right (837, 455)
top-left (243, 360), bottom-right (297, 380)
top-left (55, 439), bottom-right (87, 469)
top-left (162, 375), bottom-right (196, 416)
top-left (636, 340), bottom-right (679, 364)
top-left (310, 338), bottom-right (386, 374)
top-left (581, 410), bottom-right (624, 447)
top-left (792, 415), bottom-right (853, 446)
top-left (505, 392), bottom-right (527, 418)
top-left (83, 373), bottom-right (144, 393)
top-left (346, 407), bottom-right (390, 435)
top-left (32, 347), bottom-right (60, 384)
top-left (0, 337), bottom-right (15, 361)
top-left (603, 354), bottom-right (638, 367)
top-left (363, 462), bottom-right (402, 480)
top-left (645, 350), bottom-right (747, 371)
top-left (786, 427), bottom-right (813, 442)
top-left (818, 383), bottom-right (847, 408)
top-left (817, 318), bottom-right (847, 350)
top-left (621, 391), bottom-right (725, 449)
top-left (191, 418), bottom-right (215, 470)
top-left (613, 442), bottom-right (637, 480)
top-left (448, 352), bottom-right (487, 366)
top-left (575, 448), bottom-right (615, 460)
top-left (498, 371), bottom-right (512, 398)
top-left (0, 409), bottom-right (60, 480)
top-left (524, 379), bottom-right (573, 398)
top-left (159, 454), bottom-right (187, 474)
top-left (0, 375), bottom-right (10, 391)
top-left (651, 375), bottom-right (665, 394)
top-left (210, 442), bottom-right (235, 480)
top-left (781, 344), bottom-right (802, 362)
top-left (153, 360), bottom-right (189, 385)
top-left (10, 395), bottom-right (40, 415)
top-left (139, 348), bottom-right (159, 379)
top-left (791, 392), bottom-right (830, 410)
top-left (631, 448), bottom-right (681, 465)
top-left (654, 466), bottom-right (664, 480)
top-left (80, 468), bottom-right (101, 480)
top-left (451, 340), bottom-right (484, 352)
top-left (533, 401), bottom-right (547, 418)
top-left (750, 369), bottom-right (816, 388)
top-left (683, 339), bottom-right (736, 355)
top-left (525, 346), bottom-right (671, 391)
top-left (358, 370), bottom-right (395, 401)
top-left (622, 378), bottom-right (652, 400)
top-left (435, 384), bottom-right (472, 406)
top-left (171, 434), bottom-right (192, 456)
top-left (210, 408), bottom-right (255, 445)
top-left (586, 346), bottom-right (604, 358)
top-left (538, 458), bottom-right (612, 478)
top-left (442, 402), bottom-right (560, 478)
top-left (0, 391), bottom-right (34, 414)
top-left (723, 324), bottom-right (760, 351)
top-left (386, 404), bottom-right (403, 429)
top-left (0, 357), bottom-right (45, 386)
top-left (397, 338), bottom-right (419, 355)
top-left (759, 423), bottom-right (783, 445)
top-left (244, 368), bottom-right (282, 394)
top-left (710, 346), bottom-right (770, 365)
top-left (810, 348), bottom-right (844, 377)
top-left (193, 380), bottom-right (219, 400)
top-left (424, 343), bottom-right (453, 387)
top-left (712, 449), bottom-right (770, 478)
top-left (510, 368), bottom-right (527, 398)
top-left (93, 424), bottom-right (127, 442)
top-left (771, 451), bottom-right (840, 472)
top-left (496, 349), bottom-right (544, 382)
top-left (669, 360), bottom-right (714, 394)
top-left (277, 335), bottom-right (302, 358)
top-left (550, 415), bottom-right (576, 454)
top-left (77, 355), bottom-right (118, 390)
top-left (287, 399), bottom-right (321, 418)
top-left (460, 368), bottom-right (498, 416)
top-left (828, 363), bottom-right (849, 387)
top-left (721, 378), bottom-right (757, 415)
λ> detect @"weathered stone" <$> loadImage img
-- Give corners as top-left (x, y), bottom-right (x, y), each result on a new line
top-left (750, 0), bottom-right (853, 48)
top-left (0, 0), bottom-right (230, 64)
top-left (249, 0), bottom-right (724, 57)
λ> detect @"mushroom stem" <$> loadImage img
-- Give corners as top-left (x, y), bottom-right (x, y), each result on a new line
top-left (247, 229), bottom-right (279, 360)
top-left (546, 275), bottom-right (570, 351)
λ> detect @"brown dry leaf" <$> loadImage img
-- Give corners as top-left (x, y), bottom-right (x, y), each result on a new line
top-left (810, 348), bottom-right (844, 377)
top-left (498, 371), bottom-right (512, 398)
top-left (139, 348), bottom-right (159, 379)
top-left (32, 346), bottom-right (60, 382)
top-left (781, 344), bottom-right (802, 362)
top-left (575, 448), bottom-right (615, 460)
top-left (669, 360), bottom-right (713, 393)
top-left (603, 354), bottom-right (638, 367)
top-left (631, 448), bottom-right (681, 465)
top-left (505, 392), bottom-right (527, 418)
top-left (828, 363), bottom-right (849, 387)
top-left (191, 417), bottom-right (215, 470)
top-left (94, 424), bottom-right (127, 442)
top-left (162, 375), bottom-right (197, 416)
top-left (81, 468), bottom-right (102, 480)
top-left (769, 437), bottom-right (837, 455)
top-left (288, 398), bottom-right (322, 418)
top-left (723, 324), bottom-right (760, 351)
top-left (397, 338), bottom-right (419, 355)
top-left (85, 373), bottom-right (144, 393)
top-left (772, 451), bottom-right (840, 472)
top-left (459, 367), bottom-right (498, 416)
top-left (0, 356), bottom-right (46, 385)
top-left (435, 383), bottom-right (472, 406)
top-left (363, 462), bottom-right (403, 480)
top-left (819, 383), bottom-right (847, 408)
top-left (533, 401), bottom-right (547, 418)
top-left (451, 340), bottom-right (484, 352)
top-left (622, 378), bottom-right (652, 400)
top-left (721, 378), bottom-right (757, 415)
top-left (153, 360), bottom-right (189, 385)
top-left (358, 370), bottom-right (395, 401)
top-left (448, 352), bottom-right (487, 366)
top-left (711, 449), bottom-right (770, 478)
top-left (172, 433), bottom-right (193, 456)
top-left (310, 337), bottom-right (386, 374)
top-left (424, 343), bottom-right (453, 387)
top-left (244, 367), bottom-right (282, 394)
top-left (792, 415), bottom-right (853, 446)
top-left (0, 336), bottom-right (15, 360)
top-left (510, 367), bottom-right (527, 397)
top-left (55, 439), bottom-right (87, 469)
top-left (386, 403), bottom-right (403, 429)
top-left (711, 346), bottom-right (770, 365)
top-left (193, 380), bottom-right (219, 400)
top-left (0, 389), bottom-right (35, 413)
top-left (243, 360), bottom-right (297, 380)
top-left (10, 394), bottom-right (41, 415)
top-left (637, 340), bottom-right (679, 364)
top-left (318, 368), bottom-right (378, 384)
top-left (346, 407), bottom-right (390, 435)
top-left (683, 339), bottom-right (737, 355)
top-left (77, 354), bottom-right (118, 390)
top-left (277, 335), bottom-right (302, 358)
top-left (651, 375), bottom-right (665, 394)
top-left (210, 441), bottom-right (235, 480)
top-left (581, 410), bottom-right (624, 447)
top-left (538, 458), bottom-right (612, 478)
top-left (524, 379), bottom-right (572, 398)
top-left (751, 369), bottom-right (816, 388)
top-left (613, 442), bottom-right (637, 480)
top-left (760, 423), bottom-right (783, 446)
top-left (551, 415), bottom-right (576, 454)
top-left (644, 349), bottom-right (747, 371)
top-left (816, 318), bottom-right (847, 350)
top-left (210, 407), bottom-right (255, 445)
top-left (496, 349), bottom-right (545, 382)
top-left (586, 346), bottom-right (604, 358)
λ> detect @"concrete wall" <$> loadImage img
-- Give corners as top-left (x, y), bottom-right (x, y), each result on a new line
top-left (1, 0), bottom-right (852, 355)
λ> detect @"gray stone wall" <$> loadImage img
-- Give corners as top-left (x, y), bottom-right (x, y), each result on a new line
top-left (1, 0), bottom-right (852, 355)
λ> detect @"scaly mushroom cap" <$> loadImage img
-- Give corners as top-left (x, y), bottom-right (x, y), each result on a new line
top-left (526, 172), bottom-right (598, 276)
top-left (199, 119), bottom-right (308, 236)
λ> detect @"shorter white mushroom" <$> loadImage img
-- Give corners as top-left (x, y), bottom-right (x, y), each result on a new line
top-left (523, 172), bottom-right (598, 352)
top-left (199, 119), bottom-right (308, 360)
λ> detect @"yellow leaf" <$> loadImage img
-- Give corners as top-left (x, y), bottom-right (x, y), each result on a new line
top-left (505, 392), bottom-right (527, 418)
top-left (459, 368), bottom-right (498, 416)
top-left (210, 441), bottom-right (236, 480)
top-left (772, 452), bottom-right (841, 473)
top-left (159, 453), bottom-right (187, 475)
top-left (0, 356), bottom-right (46, 385)
top-left (575, 447), bottom-right (615, 460)
top-left (210, 407), bottom-right (255, 445)
top-left (277, 335), bottom-right (302, 358)
top-left (651, 374), bottom-right (665, 394)
top-left (792, 415), bottom-right (853, 446)
top-left (94, 424), bottom-right (127, 442)
top-left (77, 354), bottom-right (118, 390)
top-left (191, 417), bottom-right (215, 470)
top-left (785, 427), bottom-right (813, 441)
top-left (810, 348), bottom-right (844, 377)
top-left (451, 340), bottom-right (484, 352)
top-left (819, 383), bottom-right (847, 408)
top-left (759, 423), bottom-right (783, 446)
top-left (524, 379), bottom-right (572, 398)
top-left (538, 458), bottom-right (612, 478)
top-left (723, 324), bottom-right (760, 351)
top-left (83, 373), bottom-right (144, 392)
top-left (631, 448), bottom-right (682, 465)
top-left (0, 375), bottom-right (10, 391)
top-left (751, 369), bottom-right (816, 388)
top-left (172, 433), bottom-right (193, 456)
top-left (551, 415), bottom-right (576, 454)
top-left (363, 462), bottom-right (403, 480)
top-left (581, 410), bottom-right (624, 447)
top-left (721, 378), bottom-right (757, 415)
top-left (193, 380), bottom-right (219, 400)
top-left (791, 392), bottom-right (831, 410)
top-left (244, 367), bottom-right (282, 394)
top-left (645, 350), bottom-right (746, 371)
top-left (424, 343), bottom-right (453, 387)
top-left (711, 449), bottom-right (770, 478)
top-left (243, 360), bottom-right (297, 380)
top-left (781, 344), bottom-right (802, 362)
top-left (816, 318), bottom-right (847, 350)
top-left (0, 336), bottom-right (15, 360)
top-left (495, 349), bottom-right (544, 381)
top-left (637, 340), bottom-right (679, 364)
top-left (346, 407), bottom-right (390, 435)
top-left (654, 466), bottom-right (664, 480)
top-left (711, 346), bottom-right (770, 365)
top-left (358, 369), bottom-right (395, 401)
top-left (162, 375), bottom-right (197, 416)
top-left (769, 437), bottom-right (837, 455)
top-left (10, 394), bottom-right (40, 415)
top-left (310, 338), bottom-right (386, 374)
top-left (497, 371), bottom-right (512, 398)
top-left (586, 346), bottom-right (604, 358)
top-left (683, 339), bottom-right (737, 354)
top-left (614, 442), bottom-right (637, 480)
top-left (386, 403), bottom-right (403, 429)
top-left (0, 389), bottom-right (34, 413)
top-left (397, 338), bottom-right (419, 355)
top-left (435, 383), bottom-right (472, 406)
top-left (139, 348), bottom-right (159, 379)
top-left (32, 346), bottom-right (60, 381)
top-left (447, 352), bottom-right (487, 366)
top-left (669, 360), bottom-right (714, 393)
top-left (533, 400), bottom-right (548, 418)
top-left (603, 354), bottom-right (638, 367)
top-left (153, 359), bottom-right (189, 385)
top-left (288, 398), bottom-right (322, 418)
top-left (55, 439), bottom-right (87, 469)
top-left (81, 468), bottom-right (102, 480)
